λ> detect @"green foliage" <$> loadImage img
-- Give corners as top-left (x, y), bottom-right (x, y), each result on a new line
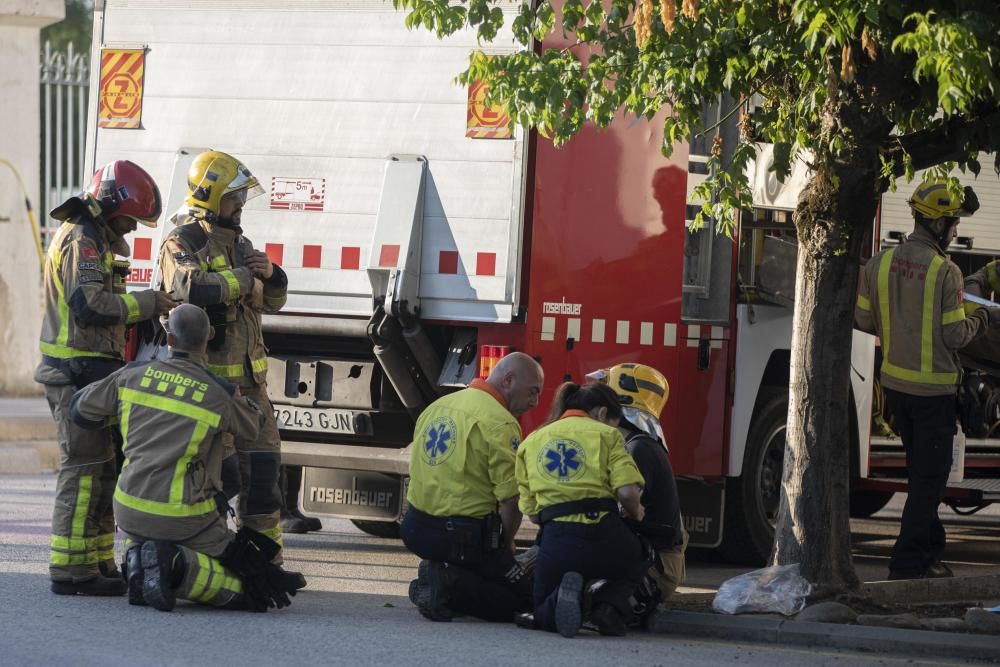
top-left (393, 0), bottom-right (1000, 235)
top-left (42, 0), bottom-right (93, 54)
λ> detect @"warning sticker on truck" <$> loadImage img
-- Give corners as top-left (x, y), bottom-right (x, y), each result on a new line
top-left (270, 177), bottom-right (325, 211)
top-left (98, 49), bottom-right (146, 129)
top-left (467, 80), bottom-right (512, 139)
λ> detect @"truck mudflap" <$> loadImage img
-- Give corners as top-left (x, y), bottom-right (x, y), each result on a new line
top-left (302, 468), bottom-right (403, 522)
top-left (677, 478), bottom-right (725, 548)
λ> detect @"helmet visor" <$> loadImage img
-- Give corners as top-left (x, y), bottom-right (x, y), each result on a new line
top-left (226, 164), bottom-right (264, 203)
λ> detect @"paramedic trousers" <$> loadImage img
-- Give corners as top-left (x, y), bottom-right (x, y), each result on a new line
top-left (400, 506), bottom-right (532, 621)
top-left (884, 389), bottom-right (955, 574)
top-left (533, 513), bottom-right (648, 632)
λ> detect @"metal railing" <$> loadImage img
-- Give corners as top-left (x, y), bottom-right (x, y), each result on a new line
top-left (40, 40), bottom-right (90, 242)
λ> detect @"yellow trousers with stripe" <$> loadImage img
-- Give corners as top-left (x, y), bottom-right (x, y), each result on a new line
top-left (46, 383), bottom-right (118, 581)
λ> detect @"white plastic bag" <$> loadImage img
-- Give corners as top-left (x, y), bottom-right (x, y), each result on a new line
top-left (712, 563), bottom-right (812, 616)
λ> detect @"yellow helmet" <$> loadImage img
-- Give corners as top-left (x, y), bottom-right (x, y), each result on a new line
top-left (587, 363), bottom-right (670, 443)
top-left (185, 150), bottom-right (264, 220)
top-left (908, 177), bottom-right (979, 219)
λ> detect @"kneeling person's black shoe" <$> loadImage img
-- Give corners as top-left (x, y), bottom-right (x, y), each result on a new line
top-left (141, 541), bottom-right (184, 612)
top-left (515, 612), bottom-right (537, 629)
top-left (589, 602), bottom-right (627, 636)
top-left (554, 572), bottom-right (584, 638)
top-left (125, 544), bottom-right (146, 606)
top-left (415, 560), bottom-right (454, 622)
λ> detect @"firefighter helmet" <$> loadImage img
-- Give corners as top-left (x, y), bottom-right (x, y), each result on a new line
top-left (185, 150), bottom-right (264, 220)
top-left (908, 177), bottom-right (980, 220)
top-left (586, 363), bottom-right (670, 444)
top-left (86, 160), bottom-right (163, 227)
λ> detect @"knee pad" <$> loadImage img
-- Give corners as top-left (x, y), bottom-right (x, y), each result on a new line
top-left (245, 452), bottom-right (281, 515)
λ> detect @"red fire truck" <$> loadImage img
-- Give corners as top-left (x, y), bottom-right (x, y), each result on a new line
top-left (88, 0), bottom-right (998, 565)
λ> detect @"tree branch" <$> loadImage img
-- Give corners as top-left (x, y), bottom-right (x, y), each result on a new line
top-left (884, 109), bottom-right (1000, 177)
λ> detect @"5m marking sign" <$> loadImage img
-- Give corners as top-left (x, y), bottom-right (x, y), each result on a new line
top-left (98, 49), bottom-right (146, 129)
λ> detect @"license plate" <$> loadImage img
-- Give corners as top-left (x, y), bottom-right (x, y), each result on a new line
top-left (273, 405), bottom-right (356, 434)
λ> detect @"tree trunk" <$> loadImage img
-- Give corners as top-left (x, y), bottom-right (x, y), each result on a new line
top-left (772, 158), bottom-right (879, 596)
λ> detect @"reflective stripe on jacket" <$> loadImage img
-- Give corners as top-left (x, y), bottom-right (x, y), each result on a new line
top-left (70, 352), bottom-right (264, 537)
top-left (38, 218), bottom-right (158, 362)
top-left (159, 218), bottom-right (287, 386)
top-left (855, 227), bottom-right (988, 396)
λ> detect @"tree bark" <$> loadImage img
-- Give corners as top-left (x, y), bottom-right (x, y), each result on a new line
top-left (772, 161), bottom-right (876, 595)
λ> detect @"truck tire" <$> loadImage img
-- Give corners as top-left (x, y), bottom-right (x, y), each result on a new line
top-left (849, 489), bottom-right (895, 518)
top-left (351, 519), bottom-right (401, 539)
top-left (718, 390), bottom-right (787, 565)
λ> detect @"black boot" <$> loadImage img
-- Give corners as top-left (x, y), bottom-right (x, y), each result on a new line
top-left (554, 572), bottom-right (584, 638)
top-left (589, 602), bottom-right (627, 636)
top-left (125, 544), bottom-right (146, 606)
top-left (414, 560), bottom-right (454, 622)
top-left (141, 541), bottom-right (184, 612)
top-left (280, 466), bottom-right (322, 533)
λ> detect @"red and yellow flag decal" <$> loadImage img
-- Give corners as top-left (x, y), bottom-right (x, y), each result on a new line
top-left (98, 49), bottom-right (146, 129)
top-left (466, 80), bottom-right (512, 139)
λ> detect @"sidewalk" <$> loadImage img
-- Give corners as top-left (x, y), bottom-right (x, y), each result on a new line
top-left (0, 396), bottom-right (58, 473)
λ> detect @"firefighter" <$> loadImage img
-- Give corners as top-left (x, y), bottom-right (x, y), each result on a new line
top-left (157, 150), bottom-right (302, 559)
top-left (402, 352), bottom-right (544, 623)
top-left (515, 382), bottom-right (649, 638)
top-left (37, 160), bottom-right (177, 595)
top-left (69, 304), bottom-right (302, 611)
top-left (855, 178), bottom-right (999, 579)
top-left (590, 363), bottom-right (687, 605)
top-left (959, 252), bottom-right (1000, 368)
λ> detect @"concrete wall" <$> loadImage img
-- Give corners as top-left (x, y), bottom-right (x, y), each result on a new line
top-left (0, 1), bottom-right (65, 395)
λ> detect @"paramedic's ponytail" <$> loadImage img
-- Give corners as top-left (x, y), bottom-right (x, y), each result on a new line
top-left (547, 381), bottom-right (623, 423)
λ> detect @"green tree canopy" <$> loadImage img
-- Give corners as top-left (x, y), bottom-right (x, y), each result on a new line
top-left (395, 0), bottom-right (1000, 233)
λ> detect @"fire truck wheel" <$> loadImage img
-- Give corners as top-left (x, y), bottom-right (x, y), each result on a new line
top-left (350, 519), bottom-right (401, 539)
top-left (718, 389), bottom-right (787, 565)
top-left (848, 489), bottom-right (895, 518)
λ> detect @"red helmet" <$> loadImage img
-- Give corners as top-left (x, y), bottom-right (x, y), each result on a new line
top-left (87, 160), bottom-right (163, 227)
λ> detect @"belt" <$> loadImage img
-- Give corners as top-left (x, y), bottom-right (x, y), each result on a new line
top-left (537, 498), bottom-right (620, 524)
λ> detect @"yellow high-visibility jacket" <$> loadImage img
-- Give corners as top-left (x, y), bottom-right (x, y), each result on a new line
top-left (856, 227), bottom-right (988, 396)
top-left (70, 351), bottom-right (264, 542)
top-left (159, 218), bottom-right (287, 387)
top-left (37, 217), bottom-right (158, 366)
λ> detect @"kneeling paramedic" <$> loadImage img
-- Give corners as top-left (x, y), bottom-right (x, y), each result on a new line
top-left (590, 363), bottom-right (687, 610)
top-left (37, 161), bottom-right (177, 595)
top-left (516, 382), bottom-right (650, 638)
top-left (401, 352), bottom-right (544, 622)
top-left (69, 304), bottom-right (303, 611)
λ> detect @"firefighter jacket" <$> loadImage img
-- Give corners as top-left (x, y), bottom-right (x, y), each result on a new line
top-left (69, 350), bottom-right (265, 543)
top-left (856, 226), bottom-right (989, 396)
top-left (158, 218), bottom-right (287, 387)
top-left (406, 379), bottom-right (522, 519)
top-left (35, 216), bottom-right (159, 383)
top-left (964, 260), bottom-right (1000, 300)
top-left (516, 410), bottom-right (645, 525)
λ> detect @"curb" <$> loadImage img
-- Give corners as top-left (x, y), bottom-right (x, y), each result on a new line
top-left (650, 610), bottom-right (1000, 661)
top-left (862, 574), bottom-right (1000, 605)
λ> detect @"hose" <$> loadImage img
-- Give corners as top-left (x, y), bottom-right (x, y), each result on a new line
top-left (0, 158), bottom-right (45, 269)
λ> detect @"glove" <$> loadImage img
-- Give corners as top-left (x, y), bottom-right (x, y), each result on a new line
top-left (985, 307), bottom-right (1000, 327)
top-left (219, 527), bottom-right (299, 612)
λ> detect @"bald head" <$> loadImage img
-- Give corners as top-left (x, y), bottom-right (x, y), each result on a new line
top-left (487, 352), bottom-right (544, 417)
top-left (166, 304), bottom-right (211, 353)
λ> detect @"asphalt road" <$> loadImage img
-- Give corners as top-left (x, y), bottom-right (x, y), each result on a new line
top-left (1, 474), bottom-right (995, 666)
